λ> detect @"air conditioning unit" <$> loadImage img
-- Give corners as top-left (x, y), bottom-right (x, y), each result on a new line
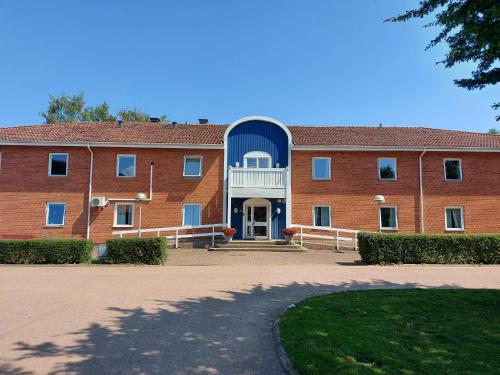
top-left (91, 197), bottom-right (107, 207)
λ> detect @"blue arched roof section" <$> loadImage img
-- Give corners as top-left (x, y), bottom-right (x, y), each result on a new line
top-left (225, 117), bottom-right (291, 169)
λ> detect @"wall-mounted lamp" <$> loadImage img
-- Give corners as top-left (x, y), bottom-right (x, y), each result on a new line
top-left (276, 207), bottom-right (281, 215)
top-left (233, 207), bottom-right (238, 214)
top-left (235, 162), bottom-right (240, 168)
top-left (276, 162), bottom-right (280, 168)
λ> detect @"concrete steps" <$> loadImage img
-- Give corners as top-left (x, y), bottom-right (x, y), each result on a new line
top-left (209, 240), bottom-right (306, 252)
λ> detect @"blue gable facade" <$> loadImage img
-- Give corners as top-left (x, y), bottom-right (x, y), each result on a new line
top-left (225, 118), bottom-right (291, 240)
top-left (227, 120), bottom-right (289, 169)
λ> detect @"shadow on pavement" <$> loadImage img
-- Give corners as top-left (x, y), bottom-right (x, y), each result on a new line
top-left (6, 280), bottom-right (459, 375)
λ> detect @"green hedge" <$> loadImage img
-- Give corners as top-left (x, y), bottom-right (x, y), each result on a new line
top-left (358, 232), bottom-right (500, 265)
top-left (0, 239), bottom-right (93, 264)
top-left (106, 237), bottom-right (167, 265)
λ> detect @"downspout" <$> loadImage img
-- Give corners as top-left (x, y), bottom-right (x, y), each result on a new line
top-left (86, 143), bottom-right (94, 239)
top-left (419, 148), bottom-right (427, 233)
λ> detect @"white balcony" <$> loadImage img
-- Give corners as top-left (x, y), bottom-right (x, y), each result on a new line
top-left (229, 167), bottom-right (288, 198)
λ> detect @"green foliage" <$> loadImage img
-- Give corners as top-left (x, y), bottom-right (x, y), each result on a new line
top-left (40, 92), bottom-right (116, 124)
top-left (280, 289), bottom-right (500, 375)
top-left (106, 237), bottom-right (167, 264)
top-left (41, 92), bottom-right (168, 124)
top-left (488, 127), bottom-right (498, 134)
top-left (0, 239), bottom-right (93, 264)
top-left (358, 232), bottom-right (500, 264)
top-left (386, 0), bottom-right (500, 121)
top-left (118, 108), bottom-right (168, 122)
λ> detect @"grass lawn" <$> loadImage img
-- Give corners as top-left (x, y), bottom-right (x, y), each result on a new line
top-left (279, 289), bottom-right (500, 375)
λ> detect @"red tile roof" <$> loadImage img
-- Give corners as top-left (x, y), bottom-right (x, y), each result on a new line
top-left (0, 122), bottom-right (498, 150)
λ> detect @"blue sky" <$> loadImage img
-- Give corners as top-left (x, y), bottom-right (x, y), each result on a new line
top-left (0, 0), bottom-right (497, 131)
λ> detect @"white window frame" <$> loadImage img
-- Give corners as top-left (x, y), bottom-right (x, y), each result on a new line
top-left (312, 157), bottom-right (331, 180)
top-left (48, 153), bottom-right (69, 177)
top-left (183, 155), bottom-right (203, 177)
top-left (443, 158), bottom-right (462, 181)
top-left (379, 205), bottom-right (399, 230)
top-left (45, 202), bottom-right (66, 227)
top-left (113, 202), bottom-right (135, 227)
top-left (378, 157), bottom-right (397, 181)
top-left (312, 205), bottom-right (331, 227)
top-left (445, 206), bottom-right (464, 231)
top-left (182, 203), bottom-right (202, 226)
top-left (243, 151), bottom-right (272, 169)
top-left (116, 154), bottom-right (136, 178)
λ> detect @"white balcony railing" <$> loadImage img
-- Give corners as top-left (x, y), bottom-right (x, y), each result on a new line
top-left (229, 167), bottom-right (287, 188)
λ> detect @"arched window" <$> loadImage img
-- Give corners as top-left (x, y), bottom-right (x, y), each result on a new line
top-left (243, 151), bottom-right (272, 169)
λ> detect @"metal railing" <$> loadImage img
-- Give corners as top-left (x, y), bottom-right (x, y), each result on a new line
top-left (290, 224), bottom-right (360, 250)
top-left (112, 223), bottom-right (227, 248)
top-left (230, 167), bottom-right (287, 188)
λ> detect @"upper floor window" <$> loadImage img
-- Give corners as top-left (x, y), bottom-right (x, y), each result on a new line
top-left (313, 205), bottom-right (331, 227)
top-left (46, 202), bottom-right (66, 226)
top-left (444, 159), bottom-right (462, 181)
top-left (49, 153), bottom-right (68, 176)
top-left (114, 203), bottom-right (134, 227)
top-left (378, 158), bottom-right (397, 181)
top-left (116, 154), bottom-right (136, 177)
top-left (183, 203), bottom-right (201, 226)
top-left (243, 151), bottom-right (271, 168)
top-left (445, 207), bottom-right (464, 231)
top-left (312, 157), bottom-right (331, 180)
top-left (184, 156), bottom-right (202, 177)
top-left (380, 206), bottom-right (398, 230)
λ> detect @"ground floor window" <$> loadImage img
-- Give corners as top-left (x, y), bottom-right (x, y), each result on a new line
top-left (45, 202), bottom-right (66, 226)
top-left (183, 204), bottom-right (201, 226)
top-left (114, 203), bottom-right (134, 227)
top-left (445, 207), bottom-right (464, 230)
top-left (380, 206), bottom-right (398, 230)
top-left (313, 205), bottom-right (331, 227)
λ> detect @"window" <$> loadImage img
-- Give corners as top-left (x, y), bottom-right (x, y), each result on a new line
top-left (114, 203), bottom-right (134, 227)
top-left (183, 204), bottom-right (201, 226)
top-left (45, 202), bottom-right (66, 226)
top-left (313, 205), bottom-right (331, 227)
top-left (444, 159), bottom-right (462, 181)
top-left (445, 207), bottom-right (464, 231)
top-left (116, 154), bottom-right (136, 177)
top-left (243, 151), bottom-right (271, 168)
top-left (312, 157), bottom-right (331, 180)
top-left (183, 156), bottom-right (202, 177)
top-left (48, 153), bottom-right (68, 176)
top-left (378, 158), bottom-right (397, 180)
top-left (380, 206), bottom-right (398, 230)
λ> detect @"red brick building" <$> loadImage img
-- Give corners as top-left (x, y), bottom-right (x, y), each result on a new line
top-left (0, 116), bottom-right (498, 244)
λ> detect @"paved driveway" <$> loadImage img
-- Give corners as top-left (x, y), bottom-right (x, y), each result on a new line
top-left (0, 260), bottom-right (498, 374)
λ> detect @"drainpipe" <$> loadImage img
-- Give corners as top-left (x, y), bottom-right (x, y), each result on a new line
top-left (86, 143), bottom-right (94, 239)
top-left (107, 162), bottom-right (154, 202)
top-left (419, 149), bottom-right (427, 233)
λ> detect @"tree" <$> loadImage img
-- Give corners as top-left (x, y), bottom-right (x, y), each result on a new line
top-left (40, 93), bottom-right (116, 124)
top-left (118, 108), bottom-right (168, 122)
top-left (41, 93), bottom-right (168, 124)
top-left (386, 1), bottom-right (499, 120)
top-left (488, 127), bottom-right (498, 134)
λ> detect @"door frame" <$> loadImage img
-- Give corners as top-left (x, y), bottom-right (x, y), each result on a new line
top-left (243, 198), bottom-right (272, 240)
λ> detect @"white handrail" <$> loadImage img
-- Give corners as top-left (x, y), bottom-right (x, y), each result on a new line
top-left (290, 224), bottom-right (359, 250)
top-left (112, 223), bottom-right (227, 249)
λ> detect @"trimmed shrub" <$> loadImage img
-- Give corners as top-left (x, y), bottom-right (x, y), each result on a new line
top-left (106, 237), bottom-right (167, 265)
top-left (358, 232), bottom-right (500, 264)
top-left (0, 239), bottom-right (93, 264)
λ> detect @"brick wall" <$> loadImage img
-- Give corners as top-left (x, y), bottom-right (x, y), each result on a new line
top-left (291, 151), bottom-right (500, 233)
top-left (0, 146), bottom-right (224, 243)
top-left (0, 146), bottom-right (498, 243)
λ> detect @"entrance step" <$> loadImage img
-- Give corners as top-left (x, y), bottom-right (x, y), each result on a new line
top-left (209, 240), bottom-right (306, 252)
